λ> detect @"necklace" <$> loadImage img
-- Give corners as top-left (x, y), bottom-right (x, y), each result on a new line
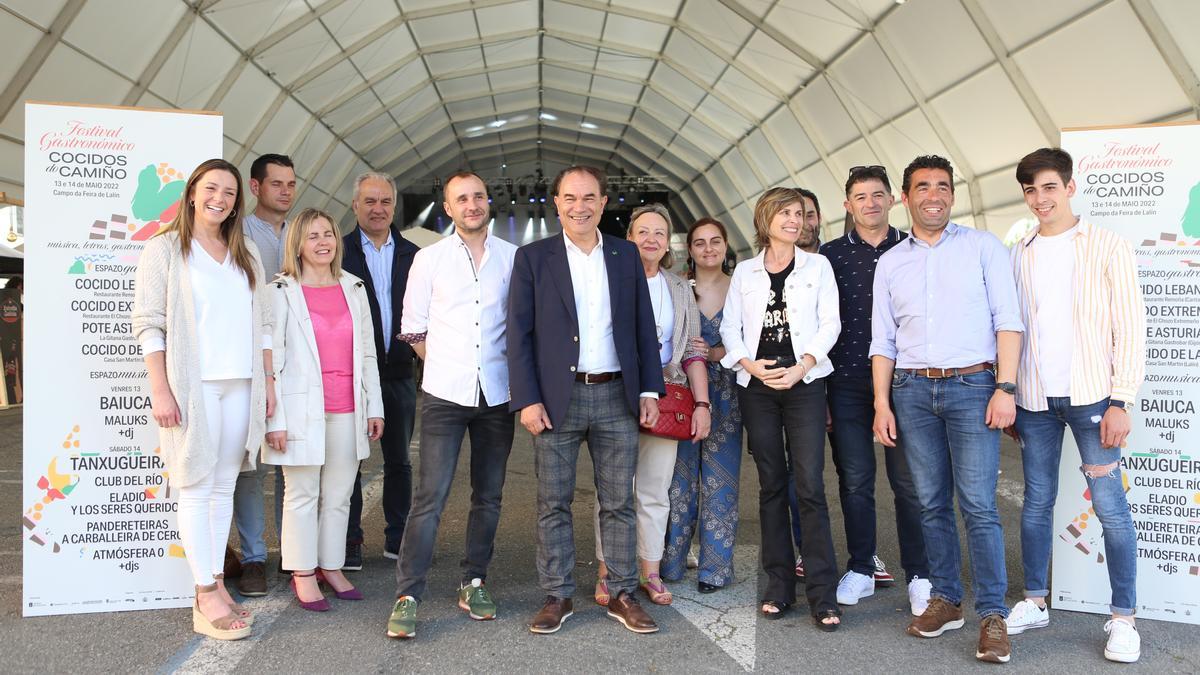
top-left (652, 273), bottom-right (666, 343)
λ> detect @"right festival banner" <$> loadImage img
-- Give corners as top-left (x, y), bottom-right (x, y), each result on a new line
top-left (1058, 122), bottom-right (1200, 625)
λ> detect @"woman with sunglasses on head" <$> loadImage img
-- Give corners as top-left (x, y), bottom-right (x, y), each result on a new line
top-left (719, 187), bottom-right (843, 631)
top-left (662, 217), bottom-right (743, 593)
top-left (593, 203), bottom-right (710, 608)
top-left (132, 159), bottom-right (273, 641)
top-left (262, 207), bottom-right (384, 612)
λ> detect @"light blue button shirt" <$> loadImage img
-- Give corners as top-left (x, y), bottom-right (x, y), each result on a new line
top-left (360, 228), bottom-right (394, 353)
top-left (242, 213), bottom-right (285, 280)
top-left (869, 223), bottom-right (1023, 369)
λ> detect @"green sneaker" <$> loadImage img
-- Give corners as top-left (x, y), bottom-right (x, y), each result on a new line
top-left (387, 596), bottom-right (417, 638)
top-left (458, 578), bottom-right (497, 620)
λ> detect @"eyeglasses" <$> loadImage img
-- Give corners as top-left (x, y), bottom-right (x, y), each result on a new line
top-left (848, 165), bottom-right (887, 177)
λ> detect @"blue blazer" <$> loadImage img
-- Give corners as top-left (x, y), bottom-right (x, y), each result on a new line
top-left (507, 232), bottom-right (665, 428)
top-left (342, 224), bottom-right (419, 381)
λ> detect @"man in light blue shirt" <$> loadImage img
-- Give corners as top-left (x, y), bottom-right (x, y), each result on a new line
top-left (869, 155), bottom-right (1023, 664)
top-left (229, 153), bottom-right (295, 596)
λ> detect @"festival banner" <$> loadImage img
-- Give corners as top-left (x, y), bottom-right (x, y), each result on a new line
top-left (1056, 122), bottom-right (1200, 625)
top-left (22, 102), bottom-right (221, 616)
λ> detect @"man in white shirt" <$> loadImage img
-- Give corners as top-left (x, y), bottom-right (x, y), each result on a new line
top-left (386, 172), bottom-right (516, 639)
top-left (1005, 147), bottom-right (1145, 663)
top-left (507, 166), bottom-right (664, 635)
top-left (229, 153), bottom-right (295, 595)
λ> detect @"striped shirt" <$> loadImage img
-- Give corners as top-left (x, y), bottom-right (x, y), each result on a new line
top-left (1010, 219), bottom-right (1145, 411)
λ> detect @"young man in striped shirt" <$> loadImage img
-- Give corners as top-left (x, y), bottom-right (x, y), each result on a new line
top-left (1005, 147), bottom-right (1146, 663)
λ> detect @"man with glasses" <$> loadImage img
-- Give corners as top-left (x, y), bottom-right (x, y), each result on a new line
top-left (820, 165), bottom-right (930, 615)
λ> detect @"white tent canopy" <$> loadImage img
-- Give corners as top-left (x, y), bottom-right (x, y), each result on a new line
top-left (0, 0), bottom-right (1197, 247)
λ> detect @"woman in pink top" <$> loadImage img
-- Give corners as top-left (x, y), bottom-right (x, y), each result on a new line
top-left (263, 208), bottom-right (384, 611)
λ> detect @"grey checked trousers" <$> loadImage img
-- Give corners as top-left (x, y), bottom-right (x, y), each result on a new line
top-left (534, 379), bottom-right (640, 598)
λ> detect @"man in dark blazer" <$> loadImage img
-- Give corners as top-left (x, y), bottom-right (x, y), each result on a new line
top-left (507, 165), bottom-right (665, 635)
top-left (341, 172), bottom-right (419, 569)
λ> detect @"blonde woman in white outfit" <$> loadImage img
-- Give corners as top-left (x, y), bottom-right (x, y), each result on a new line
top-left (263, 208), bottom-right (384, 612)
top-left (594, 203), bottom-right (710, 607)
top-left (132, 159), bottom-right (273, 641)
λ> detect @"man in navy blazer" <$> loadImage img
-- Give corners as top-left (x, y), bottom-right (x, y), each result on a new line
top-left (341, 172), bottom-right (419, 569)
top-left (507, 165), bottom-right (665, 635)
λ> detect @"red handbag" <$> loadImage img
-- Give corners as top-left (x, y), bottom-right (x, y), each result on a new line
top-left (650, 383), bottom-right (694, 441)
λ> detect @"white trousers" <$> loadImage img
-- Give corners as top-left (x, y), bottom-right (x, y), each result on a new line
top-left (595, 432), bottom-right (678, 563)
top-left (280, 413), bottom-right (359, 571)
top-left (177, 379), bottom-right (251, 586)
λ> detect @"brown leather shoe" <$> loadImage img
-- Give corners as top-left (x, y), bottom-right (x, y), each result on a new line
top-left (529, 596), bottom-right (573, 634)
top-left (976, 614), bottom-right (1012, 663)
top-left (237, 562), bottom-right (267, 597)
top-left (907, 597), bottom-right (964, 638)
top-left (223, 546), bottom-right (243, 579)
top-left (607, 590), bottom-right (659, 634)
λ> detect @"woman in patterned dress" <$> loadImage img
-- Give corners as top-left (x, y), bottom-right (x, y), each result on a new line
top-left (662, 217), bottom-right (742, 592)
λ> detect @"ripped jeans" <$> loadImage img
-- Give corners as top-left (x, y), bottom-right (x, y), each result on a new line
top-left (1015, 397), bottom-right (1137, 615)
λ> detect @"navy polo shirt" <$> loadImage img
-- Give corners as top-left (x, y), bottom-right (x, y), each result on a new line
top-left (819, 226), bottom-right (907, 379)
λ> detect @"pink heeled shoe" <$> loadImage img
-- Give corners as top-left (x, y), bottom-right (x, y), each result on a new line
top-left (290, 572), bottom-right (330, 612)
top-left (316, 568), bottom-right (363, 601)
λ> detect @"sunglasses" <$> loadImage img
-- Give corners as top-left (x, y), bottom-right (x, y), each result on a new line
top-left (848, 165), bottom-right (887, 177)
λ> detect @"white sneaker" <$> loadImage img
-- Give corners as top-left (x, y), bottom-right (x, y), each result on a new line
top-left (1104, 619), bottom-right (1140, 663)
top-left (1005, 598), bottom-right (1050, 635)
top-left (836, 570), bottom-right (875, 605)
top-left (686, 549), bottom-right (699, 569)
top-left (907, 576), bottom-right (932, 617)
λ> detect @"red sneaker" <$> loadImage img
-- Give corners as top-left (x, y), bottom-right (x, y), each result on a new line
top-left (872, 555), bottom-right (895, 587)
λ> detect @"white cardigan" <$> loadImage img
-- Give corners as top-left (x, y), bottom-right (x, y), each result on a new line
top-left (261, 273), bottom-right (384, 466)
top-left (131, 232), bottom-right (271, 487)
top-left (719, 247), bottom-right (841, 388)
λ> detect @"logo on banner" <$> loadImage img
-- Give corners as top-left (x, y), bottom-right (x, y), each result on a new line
top-left (85, 164), bottom-right (186, 242)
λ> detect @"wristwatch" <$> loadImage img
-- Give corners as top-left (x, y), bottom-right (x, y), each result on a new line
top-left (995, 382), bottom-right (1017, 395)
top-left (1109, 400), bottom-right (1127, 410)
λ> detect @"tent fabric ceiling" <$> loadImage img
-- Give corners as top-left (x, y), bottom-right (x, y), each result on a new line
top-left (0, 0), bottom-right (1197, 246)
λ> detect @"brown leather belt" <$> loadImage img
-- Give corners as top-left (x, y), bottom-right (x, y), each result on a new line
top-left (901, 362), bottom-right (993, 379)
top-left (575, 371), bottom-right (622, 384)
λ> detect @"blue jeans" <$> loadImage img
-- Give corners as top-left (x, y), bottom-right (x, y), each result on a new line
top-left (232, 463), bottom-right (284, 564)
top-left (890, 369), bottom-right (1007, 618)
top-left (1015, 397), bottom-right (1136, 615)
top-left (828, 376), bottom-right (928, 581)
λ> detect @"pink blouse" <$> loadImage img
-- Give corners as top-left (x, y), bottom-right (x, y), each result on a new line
top-left (302, 285), bottom-right (354, 413)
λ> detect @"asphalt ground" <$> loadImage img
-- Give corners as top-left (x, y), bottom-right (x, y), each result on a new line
top-left (1, 403), bottom-right (1197, 673)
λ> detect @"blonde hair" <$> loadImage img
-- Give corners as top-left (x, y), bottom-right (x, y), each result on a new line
top-left (752, 187), bottom-right (806, 250)
top-left (158, 158), bottom-right (256, 287)
top-left (627, 202), bottom-right (674, 269)
top-left (280, 207), bottom-right (343, 279)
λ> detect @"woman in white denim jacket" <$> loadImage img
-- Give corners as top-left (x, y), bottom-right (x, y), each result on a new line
top-left (719, 187), bottom-right (843, 631)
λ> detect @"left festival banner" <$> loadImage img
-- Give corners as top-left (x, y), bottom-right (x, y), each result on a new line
top-left (22, 102), bottom-right (222, 616)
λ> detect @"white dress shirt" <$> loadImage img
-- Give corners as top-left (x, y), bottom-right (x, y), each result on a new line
top-left (646, 272), bottom-right (674, 366)
top-left (401, 231), bottom-right (516, 407)
top-left (565, 234), bottom-right (621, 374)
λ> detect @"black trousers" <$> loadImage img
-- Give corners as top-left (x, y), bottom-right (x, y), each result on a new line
top-left (739, 377), bottom-right (838, 615)
top-left (347, 377), bottom-right (416, 548)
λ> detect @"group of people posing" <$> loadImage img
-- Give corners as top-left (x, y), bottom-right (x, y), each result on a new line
top-left (133, 146), bottom-right (1145, 665)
